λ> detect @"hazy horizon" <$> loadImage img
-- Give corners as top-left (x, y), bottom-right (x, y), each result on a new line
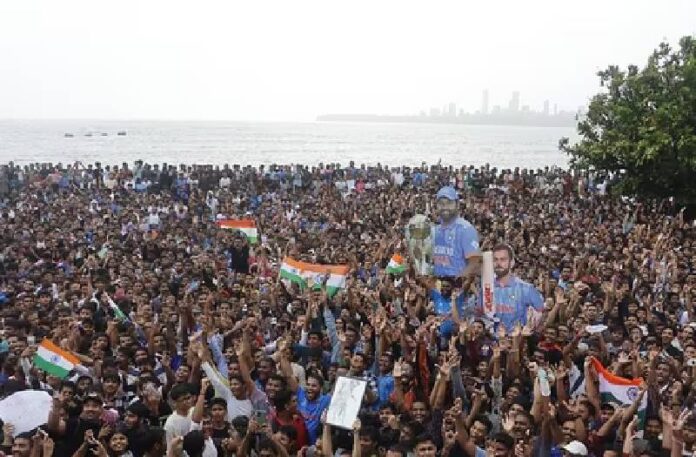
top-left (1, 0), bottom-right (694, 122)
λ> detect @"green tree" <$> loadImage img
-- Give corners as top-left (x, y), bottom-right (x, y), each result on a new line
top-left (560, 36), bottom-right (696, 205)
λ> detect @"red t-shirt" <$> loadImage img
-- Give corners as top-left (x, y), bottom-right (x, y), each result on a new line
top-left (271, 413), bottom-right (309, 448)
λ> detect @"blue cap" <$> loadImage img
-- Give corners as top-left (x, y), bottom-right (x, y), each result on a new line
top-left (436, 186), bottom-right (458, 201)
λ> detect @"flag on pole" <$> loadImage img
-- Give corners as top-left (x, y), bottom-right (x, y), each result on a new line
top-left (279, 257), bottom-right (349, 297)
top-left (33, 339), bottom-right (80, 379)
top-left (481, 251), bottom-right (495, 319)
top-left (386, 254), bottom-right (406, 275)
top-left (105, 293), bottom-right (129, 322)
top-left (591, 357), bottom-right (646, 426)
top-left (216, 219), bottom-right (259, 244)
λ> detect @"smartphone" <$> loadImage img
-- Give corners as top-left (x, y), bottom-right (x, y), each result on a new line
top-left (254, 408), bottom-right (267, 426)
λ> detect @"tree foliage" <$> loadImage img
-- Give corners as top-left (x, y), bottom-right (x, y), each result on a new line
top-left (560, 36), bottom-right (696, 204)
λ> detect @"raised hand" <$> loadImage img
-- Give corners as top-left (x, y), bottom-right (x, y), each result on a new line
top-left (450, 398), bottom-right (463, 417)
top-left (501, 412), bottom-right (515, 433)
top-left (393, 358), bottom-right (403, 378)
top-left (200, 378), bottom-right (211, 395)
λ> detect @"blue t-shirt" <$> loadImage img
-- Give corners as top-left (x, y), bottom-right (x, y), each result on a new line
top-left (430, 288), bottom-right (467, 316)
top-left (432, 217), bottom-right (480, 277)
top-left (477, 275), bottom-right (544, 331)
top-left (297, 387), bottom-right (331, 444)
top-left (376, 374), bottom-right (395, 408)
top-left (430, 289), bottom-right (478, 338)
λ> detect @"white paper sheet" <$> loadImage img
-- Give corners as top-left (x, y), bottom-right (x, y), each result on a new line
top-left (0, 390), bottom-right (53, 436)
top-left (326, 376), bottom-right (367, 430)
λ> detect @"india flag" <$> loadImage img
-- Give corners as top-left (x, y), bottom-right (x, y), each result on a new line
top-left (33, 339), bottom-right (80, 379)
top-left (386, 254), bottom-right (406, 275)
top-left (279, 257), bottom-right (349, 297)
top-left (217, 219), bottom-right (258, 244)
top-left (591, 357), bottom-right (646, 426)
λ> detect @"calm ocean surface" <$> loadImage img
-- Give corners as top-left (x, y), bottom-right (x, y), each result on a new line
top-left (0, 120), bottom-right (577, 169)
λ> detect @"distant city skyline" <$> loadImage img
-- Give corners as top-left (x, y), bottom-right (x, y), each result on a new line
top-left (418, 90), bottom-right (581, 119)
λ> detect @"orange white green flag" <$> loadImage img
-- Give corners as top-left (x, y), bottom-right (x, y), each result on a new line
top-left (590, 357), bottom-right (646, 428)
top-left (386, 254), bottom-right (406, 275)
top-left (216, 219), bottom-right (258, 244)
top-left (279, 257), bottom-right (349, 297)
top-left (33, 339), bottom-right (80, 379)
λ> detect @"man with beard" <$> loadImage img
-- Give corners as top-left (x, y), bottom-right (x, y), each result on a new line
top-left (475, 244), bottom-right (544, 331)
top-left (296, 373), bottom-right (331, 444)
top-left (431, 186), bottom-right (481, 282)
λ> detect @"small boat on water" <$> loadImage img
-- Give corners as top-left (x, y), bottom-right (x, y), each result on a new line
top-left (117, 131), bottom-right (127, 136)
top-left (85, 132), bottom-right (93, 137)
top-left (101, 132), bottom-right (108, 136)
top-left (64, 133), bottom-right (74, 138)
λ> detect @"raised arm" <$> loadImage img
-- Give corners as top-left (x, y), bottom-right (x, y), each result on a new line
top-left (278, 341), bottom-right (299, 393)
top-left (191, 378), bottom-right (211, 424)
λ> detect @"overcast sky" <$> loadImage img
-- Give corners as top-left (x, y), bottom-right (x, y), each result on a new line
top-left (1, 0), bottom-right (694, 121)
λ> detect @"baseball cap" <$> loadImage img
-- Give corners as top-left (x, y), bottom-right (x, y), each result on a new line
top-left (562, 441), bottom-right (588, 456)
top-left (83, 391), bottom-right (103, 405)
top-left (436, 186), bottom-right (458, 201)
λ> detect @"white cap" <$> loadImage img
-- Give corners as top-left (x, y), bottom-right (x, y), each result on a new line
top-left (562, 441), bottom-right (588, 456)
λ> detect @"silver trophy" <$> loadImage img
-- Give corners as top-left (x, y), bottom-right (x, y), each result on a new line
top-left (405, 214), bottom-right (433, 276)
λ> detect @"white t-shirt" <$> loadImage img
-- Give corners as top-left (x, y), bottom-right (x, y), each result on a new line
top-left (164, 408), bottom-right (193, 451)
top-left (189, 422), bottom-right (218, 457)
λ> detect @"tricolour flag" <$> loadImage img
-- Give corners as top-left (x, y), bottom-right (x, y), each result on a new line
top-left (216, 219), bottom-right (258, 244)
top-left (386, 254), bottom-right (406, 275)
top-left (591, 357), bottom-right (646, 426)
top-left (279, 257), bottom-right (349, 297)
top-left (33, 339), bottom-right (80, 379)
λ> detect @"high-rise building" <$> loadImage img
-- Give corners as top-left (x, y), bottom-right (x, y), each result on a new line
top-left (553, 103), bottom-right (558, 116)
top-left (543, 100), bottom-right (550, 116)
top-left (509, 91), bottom-right (520, 112)
top-left (448, 102), bottom-right (456, 117)
top-left (481, 90), bottom-right (489, 115)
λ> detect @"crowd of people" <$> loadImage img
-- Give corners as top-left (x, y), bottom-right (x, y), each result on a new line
top-left (0, 160), bottom-right (693, 457)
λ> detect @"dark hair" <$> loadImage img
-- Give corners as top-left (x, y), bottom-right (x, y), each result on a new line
top-left (387, 444), bottom-right (410, 457)
top-left (268, 374), bottom-right (287, 387)
top-left (140, 427), bottom-right (165, 454)
top-left (182, 430), bottom-right (205, 457)
top-left (60, 380), bottom-right (76, 391)
top-left (210, 397), bottom-right (228, 409)
top-left (414, 433), bottom-right (436, 447)
top-left (379, 402), bottom-right (397, 413)
top-left (277, 425), bottom-right (297, 442)
top-left (473, 414), bottom-right (493, 433)
top-left (257, 437), bottom-right (279, 454)
top-left (579, 399), bottom-right (597, 418)
top-left (492, 243), bottom-right (515, 261)
top-left (102, 373), bottom-right (121, 384)
top-left (228, 374), bottom-right (244, 385)
top-left (126, 402), bottom-right (149, 419)
top-left (15, 431), bottom-right (34, 442)
top-left (491, 432), bottom-right (515, 450)
top-left (306, 372), bottom-right (324, 386)
top-left (359, 425), bottom-right (378, 443)
top-left (272, 389), bottom-right (293, 411)
top-left (170, 383), bottom-right (192, 401)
